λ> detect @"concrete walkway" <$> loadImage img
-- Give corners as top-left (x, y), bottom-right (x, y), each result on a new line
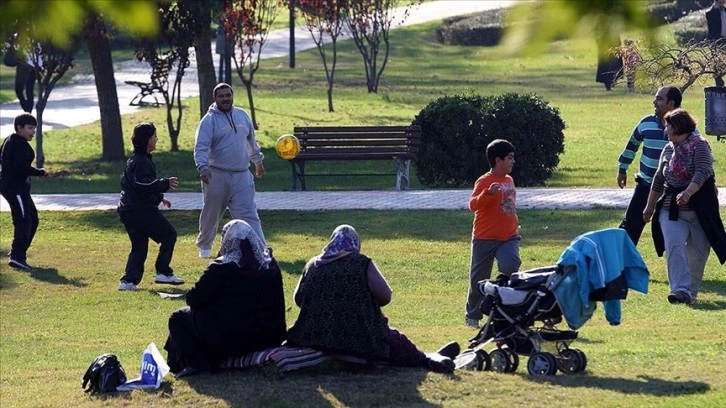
top-left (0, 1), bottom-right (515, 136)
top-left (2, 188), bottom-right (724, 212)
top-left (1, 1), bottom-right (723, 213)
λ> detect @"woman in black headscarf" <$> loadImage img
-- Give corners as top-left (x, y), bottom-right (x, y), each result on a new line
top-left (286, 224), bottom-right (458, 373)
top-left (164, 220), bottom-right (287, 376)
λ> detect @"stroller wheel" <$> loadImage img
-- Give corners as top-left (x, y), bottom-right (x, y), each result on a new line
top-left (475, 350), bottom-right (491, 371)
top-left (488, 349), bottom-right (511, 373)
top-left (571, 348), bottom-right (587, 372)
top-left (503, 348), bottom-right (519, 373)
top-left (556, 349), bottom-right (582, 374)
top-left (527, 352), bottom-right (558, 377)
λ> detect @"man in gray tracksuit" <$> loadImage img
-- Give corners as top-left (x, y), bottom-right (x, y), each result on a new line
top-left (193, 83), bottom-right (266, 258)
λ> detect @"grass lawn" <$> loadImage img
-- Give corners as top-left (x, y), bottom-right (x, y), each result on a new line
top-left (1, 9), bottom-right (726, 408)
top-left (1, 21), bottom-right (722, 193)
top-left (1, 208), bottom-right (725, 407)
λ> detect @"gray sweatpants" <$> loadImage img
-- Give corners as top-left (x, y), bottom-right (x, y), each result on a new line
top-left (659, 210), bottom-right (709, 299)
top-left (465, 236), bottom-right (521, 321)
top-left (196, 168), bottom-right (266, 252)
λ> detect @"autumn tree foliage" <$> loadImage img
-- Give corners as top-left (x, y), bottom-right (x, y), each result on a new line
top-left (344, 0), bottom-right (416, 93)
top-left (133, 1), bottom-right (197, 151)
top-left (222, 0), bottom-right (281, 130)
top-left (5, 30), bottom-right (81, 167)
top-left (627, 39), bottom-right (726, 93)
top-left (295, 0), bottom-right (346, 112)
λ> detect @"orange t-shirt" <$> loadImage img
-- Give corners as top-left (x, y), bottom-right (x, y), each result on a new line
top-left (469, 172), bottom-right (518, 241)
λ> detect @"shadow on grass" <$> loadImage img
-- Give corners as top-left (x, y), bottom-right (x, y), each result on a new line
top-left (83, 382), bottom-right (175, 402)
top-left (182, 366), bottom-right (434, 407)
top-left (29, 267), bottom-right (87, 287)
top-left (278, 259), bottom-right (307, 276)
top-left (538, 373), bottom-right (709, 397)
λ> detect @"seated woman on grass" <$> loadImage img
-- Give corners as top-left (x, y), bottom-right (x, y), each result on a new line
top-left (164, 220), bottom-right (287, 377)
top-left (286, 224), bottom-right (458, 373)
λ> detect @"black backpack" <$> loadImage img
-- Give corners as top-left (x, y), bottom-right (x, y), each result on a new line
top-left (82, 353), bottom-right (127, 393)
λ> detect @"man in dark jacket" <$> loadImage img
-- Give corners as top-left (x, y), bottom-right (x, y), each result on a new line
top-left (117, 122), bottom-right (183, 291)
top-left (0, 113), bottom-right (47, 270)
top-left (706, 0), bottom-right (726, 86)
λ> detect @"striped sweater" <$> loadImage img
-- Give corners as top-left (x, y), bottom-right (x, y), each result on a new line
top-left (617, 114), bottom-right (668, 185)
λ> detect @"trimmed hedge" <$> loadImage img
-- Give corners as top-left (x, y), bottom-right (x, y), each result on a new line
top-left (435, 9), bottom-right (504, 47)
top-left (412, 93), bottom-right (566, 188)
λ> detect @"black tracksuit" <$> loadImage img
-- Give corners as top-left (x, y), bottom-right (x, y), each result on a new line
top-left (117, 152), bottom-right (176, 284)
top-left (0, 134), bottom-right (45, 264)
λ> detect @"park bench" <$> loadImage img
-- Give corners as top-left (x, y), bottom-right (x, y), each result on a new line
top-left (124, 58), bottom-right (170, 106)
top-left (290, 125), bottom-right (422, 191)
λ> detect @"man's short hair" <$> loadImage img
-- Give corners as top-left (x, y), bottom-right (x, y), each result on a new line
top-left (665, 86), bottom-right (682, 108)
top-left (14, 113), bottom-right (37, 132)
top-left (213, 83), bottom-right (233, 97)
top-left (486, 139), bottom-right (515, 168)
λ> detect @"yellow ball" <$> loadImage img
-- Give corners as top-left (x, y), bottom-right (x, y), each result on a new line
top-left (275, 134), bottom-right (301, 160)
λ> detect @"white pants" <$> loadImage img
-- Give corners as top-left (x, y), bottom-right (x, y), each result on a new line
top-left (659, 210), bottom-right (709, 298)
top-left (196, 168), bottom-right (265, 251)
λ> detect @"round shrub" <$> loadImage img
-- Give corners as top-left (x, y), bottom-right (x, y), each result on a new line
top-left (412, 93), bottom-right (566, 188)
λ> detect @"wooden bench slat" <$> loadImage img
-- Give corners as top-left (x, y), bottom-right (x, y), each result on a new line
top-left (302, 140), bottom-right (419, 147)
top-left (289, 125), bottom-right (421, 191)
top-left (294, 126), bottom-right (417, 132)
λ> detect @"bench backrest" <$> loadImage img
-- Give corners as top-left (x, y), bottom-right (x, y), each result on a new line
top-left (292, 125), bottom-right (422, 160)
top-left (149, 57), bottom-right (171, 90)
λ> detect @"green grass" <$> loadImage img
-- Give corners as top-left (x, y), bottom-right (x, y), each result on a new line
top-left (1, 208), bottom-right (725, 407)
top-left (1, 13), bottom-right (726, 407)
top-left (3, 20), bottom-right (724, 193)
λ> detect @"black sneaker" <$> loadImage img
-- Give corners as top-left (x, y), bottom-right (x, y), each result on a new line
top-left (8, 259), bottom-right (31, 270)
top-left (668, 291), bottom-right (691, 304)
top-left (435, 341), bottom-right (461, 359)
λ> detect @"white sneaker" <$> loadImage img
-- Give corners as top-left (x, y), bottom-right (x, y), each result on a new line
top-left (155, 274), bottom-right (185, 285)
top-left (198, 249), bottom-right (212, 258)
top-left (118, 281), bottom-right (139, 291)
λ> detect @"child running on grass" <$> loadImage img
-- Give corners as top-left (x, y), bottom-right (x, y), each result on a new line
top-left (464, 139), bottom-right (521, 328)
top-left (0, 113), bottom-right (47, 270)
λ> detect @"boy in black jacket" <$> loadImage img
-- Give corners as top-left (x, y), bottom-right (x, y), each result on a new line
top-left (0, 113), bottom-right (47, 270)
top-left (118, 122), bottom-right (184, 291)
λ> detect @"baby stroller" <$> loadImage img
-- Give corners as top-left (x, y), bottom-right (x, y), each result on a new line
top-left (463, 228), bottom-right (649, 377)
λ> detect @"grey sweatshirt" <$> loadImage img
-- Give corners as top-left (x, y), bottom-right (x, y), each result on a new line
top-left (194, 103), bottom-right (264, 173)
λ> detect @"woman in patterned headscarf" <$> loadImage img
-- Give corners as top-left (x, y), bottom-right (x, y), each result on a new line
top-left (286, 224), bottom-right (458, 373)
top-left (164, 220), bottom-right (286, 376)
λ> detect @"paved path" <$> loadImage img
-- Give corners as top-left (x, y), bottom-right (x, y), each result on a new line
top-left (1, 1), bottom-right (723, 213)
top-left (2, 188), bottom-right (725, 212)
top-left (0, 0), bottom-right (515, 136)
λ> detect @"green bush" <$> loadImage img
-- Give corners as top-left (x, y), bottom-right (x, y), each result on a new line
top-left (435, 9), bottom-right (504, 46)
top-left (647, 0), bottom-right (708, 25)
top-left (672, 10), bottom-right (709, 45)
top-left (412, 93), bottom-right (566, 188)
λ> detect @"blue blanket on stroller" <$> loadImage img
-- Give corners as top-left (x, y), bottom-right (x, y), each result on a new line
top-left (554, 228), bottom-right (649, 330)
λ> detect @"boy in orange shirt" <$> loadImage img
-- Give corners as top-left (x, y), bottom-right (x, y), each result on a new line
top-left (464, 139), bottom-right (521, 328)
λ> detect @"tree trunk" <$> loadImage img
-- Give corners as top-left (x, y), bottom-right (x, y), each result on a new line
top-left (85, 20), bottom-right (125, 161)
top-left (242, 79), bottom-right (258, 130)
top-left (34, 99), bottom-right (46, 168)
top-left (194, 11), bottom-right (215, 119)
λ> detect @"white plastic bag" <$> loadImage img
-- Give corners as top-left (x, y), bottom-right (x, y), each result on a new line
top-left (116, 342), bottom-right (170, 391)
